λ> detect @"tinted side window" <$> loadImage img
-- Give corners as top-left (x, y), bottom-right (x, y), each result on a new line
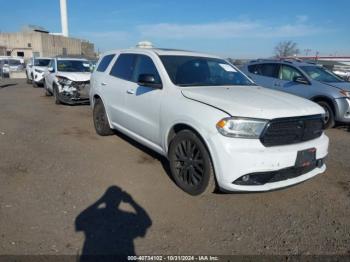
top-left (260, 63), bottom-right (279, 78)
top-left (96, 54), bottom-right (115, 72)
top-left (132, 55), bottom-right (161, 83)
top-left (110, 54), bottom-right (136, 81)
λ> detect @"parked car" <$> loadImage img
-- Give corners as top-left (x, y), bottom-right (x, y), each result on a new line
top-left (242, 59), bottom-right (350, 128)
top-left (0, 59), bottom-right (7, 77)
top-left (26, 57), bottom-right (51, 86)
top-left (90, 47), bottom-right (329, 195)
top-left (333, 69), bottom-right (350, 81)
top-left (0, 58), bottom-right (24, 77)
top-left (88, 59), bottom-right (98, 72)
top-left (43, 57), bottom-right (92, 105)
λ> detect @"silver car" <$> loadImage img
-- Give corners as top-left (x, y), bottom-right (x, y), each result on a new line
top-left (242, 59), bottom-right (350, 128)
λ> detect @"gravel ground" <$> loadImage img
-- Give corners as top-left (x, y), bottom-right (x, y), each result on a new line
top-left (0, 79), bottom-right (349, 256)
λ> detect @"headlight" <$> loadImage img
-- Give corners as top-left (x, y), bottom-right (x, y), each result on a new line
top-left (340, 90), bottom-right (350, 98)
top-left (216, 117), bottom-right (268, 138)
top-left (57, 76), bottom-right (73, 86)
top-left (35, 69), bottom-right (43, 73)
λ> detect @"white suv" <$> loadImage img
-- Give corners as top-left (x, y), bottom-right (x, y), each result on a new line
top-left (26, 57), bottom-right (51, 87)
top-left (90, 47), bottom-right (329, 195)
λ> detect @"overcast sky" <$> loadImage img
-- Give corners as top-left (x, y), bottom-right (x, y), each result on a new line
top-left (1, 0), bottom-right (349, 58)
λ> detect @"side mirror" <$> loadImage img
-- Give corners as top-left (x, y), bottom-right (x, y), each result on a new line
top-left (293, 76), bottom-right (309, 85)
top-left (48, 67), bottom-right (54, 73)
top-left (137, 74), bottom-right (162, 89)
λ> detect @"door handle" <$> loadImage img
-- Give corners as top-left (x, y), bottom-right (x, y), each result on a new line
top-left (101, 82), bottom-right (107, 86)
top-left (127, 89), bottom-right (135, 94)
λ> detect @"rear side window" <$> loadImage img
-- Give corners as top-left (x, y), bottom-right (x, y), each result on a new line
top-left (260, 64), bottom-right (279, 78)
top-left (248, 64), bottom-right (259, 74)
top-left (110, 54), bottom-right (136, 81)
top-left (249, 63), bottom-right (279, 78)
top-left (132, 55), bottom-right (161, 83)
top-left (96, 54), bottom-right (115, 72)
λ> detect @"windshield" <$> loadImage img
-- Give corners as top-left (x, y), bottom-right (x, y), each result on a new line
top-left (301, 65), bottom-right (344, 83)
top-left (57, 60), bottom-right (91, 72)
top-left (160, 55), bottom-right (254, 87)
top-left (34, 59), bottom-right (51, 67)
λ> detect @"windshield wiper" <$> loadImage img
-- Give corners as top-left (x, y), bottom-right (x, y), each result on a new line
top-left (177, 83), bottom-right (208, 87)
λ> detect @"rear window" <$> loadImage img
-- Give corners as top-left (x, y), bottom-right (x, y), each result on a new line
top-left (109, 54), bottom-right (136, 81)
top-left (96, 54), bottom-right (115, 72)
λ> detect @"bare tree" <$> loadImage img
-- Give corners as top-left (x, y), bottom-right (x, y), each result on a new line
top-left (274, 41), bottom-right (300, 58)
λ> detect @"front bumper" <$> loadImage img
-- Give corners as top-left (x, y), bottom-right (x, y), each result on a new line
top-left (57, 82), bottom-right (90, 105)
top-left (207, 133), bottom-right (329, 192)
top-left (334, 98), bottom-right (350, 123)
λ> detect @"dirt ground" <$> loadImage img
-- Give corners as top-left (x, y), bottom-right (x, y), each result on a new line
top-left (0, 79), bottom-right (349, 256)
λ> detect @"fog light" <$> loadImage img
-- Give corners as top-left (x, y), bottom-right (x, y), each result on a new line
top-left (242, 175), bottom-right (250, 182)
top-left (316, 159), bottom-right (323, 168)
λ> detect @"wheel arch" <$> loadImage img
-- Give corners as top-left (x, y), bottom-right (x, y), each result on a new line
top-left (165, 122), bottom-right (214, 160)
top-left (166, 122), bottom-right (219, 190)
top-left (310, 95), bottom-right (336, 115)
top-left (92, 94), bottom-right (102, 108)
top-left (92, 94), bottom-right (113, 129)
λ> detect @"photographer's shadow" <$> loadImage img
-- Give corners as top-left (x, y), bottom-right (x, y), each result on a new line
top-left (75, 186), bottom-right (152, 258)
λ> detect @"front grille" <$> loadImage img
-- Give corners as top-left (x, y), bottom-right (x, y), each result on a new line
top-left (260, 115), bottom-right (324, 147)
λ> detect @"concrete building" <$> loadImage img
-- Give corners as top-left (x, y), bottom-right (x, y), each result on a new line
top-left (0, 26), bottom-right (95, 60)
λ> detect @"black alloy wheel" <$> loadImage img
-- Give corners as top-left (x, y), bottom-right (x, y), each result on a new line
top-left (169, 130), bottom-right (216, 195)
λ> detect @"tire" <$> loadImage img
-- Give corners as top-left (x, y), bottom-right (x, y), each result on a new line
top-left (53, 85), bottom-right (61, 105)
top-left (43, 81), bottom-right (52, 96)
top-left (26, 73), bottom-right (32, 84)
top-left (168, 130), bottom-right (216, 196)
top-left (93, 99), bottom-right (114, 136)
top-left (317, 101), bottom-right (335, 129)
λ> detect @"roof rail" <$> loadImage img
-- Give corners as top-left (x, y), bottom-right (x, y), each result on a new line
top-left (279, 57), bottom-right (304, 63)
top-left (249, 58), bottom-right (278, 63)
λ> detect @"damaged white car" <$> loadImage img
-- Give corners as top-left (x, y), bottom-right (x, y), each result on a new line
top-left (43, 58), bottom-right (92, 105)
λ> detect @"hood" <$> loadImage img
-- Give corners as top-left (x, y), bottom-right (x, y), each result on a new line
top-left (56, 72), bottom-right (91, 82)
top-left (322, 81), bottom-right (350, 91)
top-left (34, 66), bottom-right (48, 72)
top-left (181, 85), bottom-right (324, 119)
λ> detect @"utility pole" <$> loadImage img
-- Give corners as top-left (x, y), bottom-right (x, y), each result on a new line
top-left (304, 49), bottom-right (312, 57)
